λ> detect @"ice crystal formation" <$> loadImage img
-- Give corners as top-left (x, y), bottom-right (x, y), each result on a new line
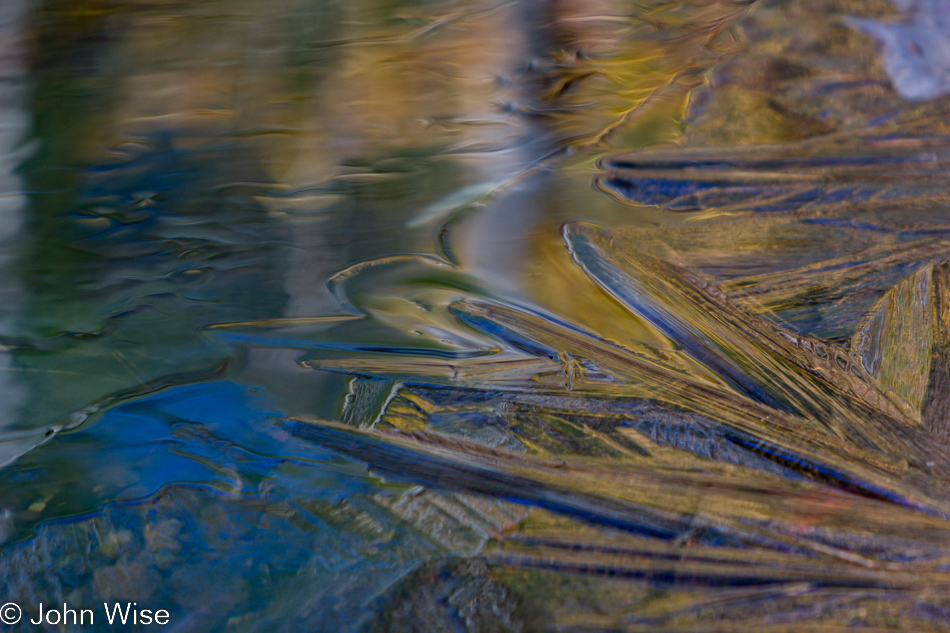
top-left (268, 211), bottom-right (950, 628)
top-left (224, 0), bottom-right (950, 626)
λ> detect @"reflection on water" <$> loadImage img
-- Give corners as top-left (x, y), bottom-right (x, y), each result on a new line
top-left (5, 0), bottom-right (950, 630)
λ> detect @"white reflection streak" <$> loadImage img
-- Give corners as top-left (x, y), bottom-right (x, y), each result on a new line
top-left (457, 0), bottom-right (625, 284)
top-left (275, 0), bottom-right (532, 318)
top-left (447, 1), bottom-right (536, 284)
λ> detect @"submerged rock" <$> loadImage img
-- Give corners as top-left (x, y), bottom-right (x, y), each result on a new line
top-left (846, 0), bottom-right (950, 101)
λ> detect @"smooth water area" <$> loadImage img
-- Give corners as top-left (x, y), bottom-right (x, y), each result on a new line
top-left (1, 2), bottom-right (685, 626)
